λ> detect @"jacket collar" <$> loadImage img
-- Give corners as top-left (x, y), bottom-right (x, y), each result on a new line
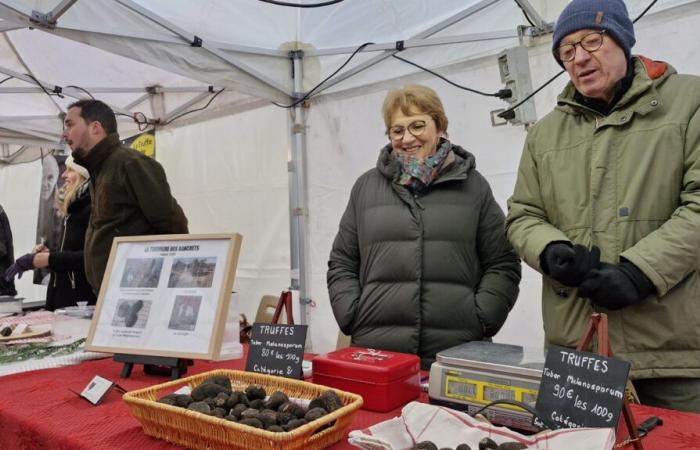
top-left (556, 56), bottom-right (674, 118)
top-left (73, 133), bottom-right (121, 178)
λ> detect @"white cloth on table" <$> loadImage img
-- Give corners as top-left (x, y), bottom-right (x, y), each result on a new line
top-left (348, 401), bottom-right (616, 450)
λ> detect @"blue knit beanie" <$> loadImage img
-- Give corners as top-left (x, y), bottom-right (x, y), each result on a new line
top-left (552, 0), bottom-right (635, 64)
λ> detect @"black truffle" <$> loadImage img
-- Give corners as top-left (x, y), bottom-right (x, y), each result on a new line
top-left (283, 418), bottom-right (308, 431)
top-left (278, 401), bottom-right (305, 418)
top-left (191, 382), bottom-right (229, 401)
top-left (187, 401), bottom-right (212, 415)
top-left (496, 443), bottom-right (527, 450)
top-left (276, 411), bottom-right (295, 426)
top-left (202, 375), bottom-right (233, 391)
top-left (479, 437), bottom-right (498, 450)
top-left (414, 441), bottom-right (438, 450)
top-left (245, 384), bottom-right (266, 401)
top-left (211, 407), bottom-right (227, 418)
top-left (239, 418), bottom-right (264, 429)
top-left (240, 408), bottom-right (261, 421)
top-left (266, 390), bottom-right (289, 411)
top-left (304, 407), bottom-right (328, 422)
top-left (213, 392), bottom-right (229, 407)
top-left (258, 409), bottom-right (278, 427)
top-left (248, 399), bottom-right (266, 410)
top-left (230, 403), bottom-right (248, 419)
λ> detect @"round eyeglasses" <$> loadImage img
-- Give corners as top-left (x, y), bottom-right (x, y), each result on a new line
top-left (388, 120), bottom-right (428, 141)
top-left (555, 30), bottom-right (606, 63)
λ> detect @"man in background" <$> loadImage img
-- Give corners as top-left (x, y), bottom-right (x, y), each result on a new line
top-left (506, 0), bottom-right (700, 412)
top-left (62, 99), bottom-right (188, 294)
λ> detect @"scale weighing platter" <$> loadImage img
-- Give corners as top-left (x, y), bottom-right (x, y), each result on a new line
top-left (429, 341), bottom-right (545, 431)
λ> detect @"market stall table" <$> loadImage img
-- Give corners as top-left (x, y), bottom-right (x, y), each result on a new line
top-left (0, 349), bottom-right (697, 450)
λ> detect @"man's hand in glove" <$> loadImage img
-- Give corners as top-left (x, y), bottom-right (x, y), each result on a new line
top-left (578, 261), bottom-right (656, 310)
top-left (4, 253), bottom-right (35, 281)
top-left (540, 243), bottom-right (601, 287)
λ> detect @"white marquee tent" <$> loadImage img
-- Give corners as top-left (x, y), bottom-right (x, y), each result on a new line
top-left (0, 0), bottom-right (698, 353)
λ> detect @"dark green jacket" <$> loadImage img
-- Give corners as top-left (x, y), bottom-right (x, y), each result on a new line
top-left (328, 142), bottom-right (521, 368)
top-left (506, 58), bottom-right (700, 378)
top-left (75, 134), bottom-right (188, 294)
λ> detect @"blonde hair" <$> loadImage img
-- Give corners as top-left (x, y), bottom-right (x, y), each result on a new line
top-left (56, 170), bottom-right (88, 217)
top-left (382, 84), bottom-right (448, 135)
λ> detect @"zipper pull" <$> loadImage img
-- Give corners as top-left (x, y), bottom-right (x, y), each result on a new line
top-left (70, 272), bottom-right (76, 289)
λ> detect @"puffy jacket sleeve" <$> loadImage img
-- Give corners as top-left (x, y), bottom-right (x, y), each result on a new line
top-left (621, 100), bottom-right (700, 296)
top-left (473, 172), bottom-right (522, 336)
top-left (124, 157), bottom-right (189, 234)
top-left (505, 130), bottom-right (571, 271)
top-left (327, 182), bottom-right (362, 335)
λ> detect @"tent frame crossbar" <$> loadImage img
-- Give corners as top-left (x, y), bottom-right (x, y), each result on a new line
top-left (0, 122), bottom-right (61, 143)
top-left (114, 0), bottom-right (290, 97)
top-left (0, 64), bottom-right (137, 117)
top-left (0, 85), bottom-right (221, 94)
top-left (306, 0), bottom-right (503, 95)
top-left (513, 0), bottom-right (550, 31)
top-left (162, 91), bottom-right (213, 123)
top-left (306, 29), bottom-right (518, 57)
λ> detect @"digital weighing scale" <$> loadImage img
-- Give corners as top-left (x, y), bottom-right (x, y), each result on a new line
top-left (428, 341), bottom-right (545, 431)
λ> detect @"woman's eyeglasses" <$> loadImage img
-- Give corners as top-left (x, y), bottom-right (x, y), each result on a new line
top-left (555, 30), bottom-right (606, 63)
top-left (388, 120), bottom-right (427, 141)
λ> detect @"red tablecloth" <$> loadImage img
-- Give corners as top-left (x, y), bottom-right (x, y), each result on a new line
top-left (0, 351), bottom-right (698, 449)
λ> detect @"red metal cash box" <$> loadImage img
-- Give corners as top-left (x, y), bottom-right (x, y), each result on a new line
top-left (312, 347), bottom-right (420, 412)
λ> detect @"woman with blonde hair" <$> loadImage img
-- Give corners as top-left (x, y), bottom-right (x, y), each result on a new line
top-left (6, 156), bottom-right (96, 310)
top-left (327, 84), bottom-right (521, 369)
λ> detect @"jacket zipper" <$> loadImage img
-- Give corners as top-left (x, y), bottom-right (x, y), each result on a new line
top-left (54, 214), bottom-right (76, 290)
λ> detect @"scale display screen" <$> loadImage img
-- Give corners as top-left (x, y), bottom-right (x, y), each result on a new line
top-left (484, 385), bottom-right (515, 402)
top-left (446, 378), bottom-right (477, 399)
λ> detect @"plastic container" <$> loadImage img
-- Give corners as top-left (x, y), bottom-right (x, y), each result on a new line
top-left (52, 314), bottom-right (91, 339)
top-left (312, 347), bottom-right (420, 412)
top-left (0, 296), bottom-right (22, 314)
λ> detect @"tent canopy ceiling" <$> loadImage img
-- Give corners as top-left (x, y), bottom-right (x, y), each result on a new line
top-left (0, 0), bottom-right (695, 154)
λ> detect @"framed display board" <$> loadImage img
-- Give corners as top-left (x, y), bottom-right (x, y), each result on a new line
top-left (85, 233), bottom-right (242, 360)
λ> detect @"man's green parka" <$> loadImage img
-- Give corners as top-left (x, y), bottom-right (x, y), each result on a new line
top-left (506, 57), bottom-right (700, 379)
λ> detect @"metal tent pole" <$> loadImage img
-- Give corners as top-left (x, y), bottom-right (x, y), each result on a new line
top-left (287, 50), bottom-right (310, 338)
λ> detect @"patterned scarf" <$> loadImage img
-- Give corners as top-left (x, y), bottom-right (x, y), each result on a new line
top-left (392, 138), bottom-right (452, 190)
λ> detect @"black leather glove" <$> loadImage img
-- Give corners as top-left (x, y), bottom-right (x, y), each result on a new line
top-left (4, 253), bottom-right (35, 281)
top-left (578, 261), bottom-right (656, 310)
top-left (540, 243), bottom-right (601, 287)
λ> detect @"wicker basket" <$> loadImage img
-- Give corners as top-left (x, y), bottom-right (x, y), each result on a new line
top-left (123, 369), bottom-right (364, 450)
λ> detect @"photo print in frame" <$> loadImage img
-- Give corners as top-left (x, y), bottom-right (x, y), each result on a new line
top-left (85, 233), bottom-right (242, 360)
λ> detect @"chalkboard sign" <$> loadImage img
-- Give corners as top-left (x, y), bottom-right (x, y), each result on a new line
top-left (534, 345), bottom-right (630, 429)
top-left (245, 323), bottom-right (308, 379)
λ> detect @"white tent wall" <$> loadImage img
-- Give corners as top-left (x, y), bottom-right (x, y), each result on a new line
top-left (155, 104), bottom-right (296, 326)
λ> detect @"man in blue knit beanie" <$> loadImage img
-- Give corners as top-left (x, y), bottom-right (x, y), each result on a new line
top-left (507, 0), bottom-right (700, 413)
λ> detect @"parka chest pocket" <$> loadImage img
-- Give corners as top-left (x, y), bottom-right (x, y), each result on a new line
top-left (615, 125), bottom-right (684, 221)
top-left (538, 142), bottom-right (592, 231)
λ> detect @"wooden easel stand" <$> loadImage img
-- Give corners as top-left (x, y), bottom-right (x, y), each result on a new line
top-left (576, 313), bottom-right (643, 450)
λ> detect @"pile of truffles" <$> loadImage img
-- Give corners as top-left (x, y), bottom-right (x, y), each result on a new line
top-left (157, 375), bottom-right (343, 433)
top-left (412, 438), bottom-right (527, 450)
